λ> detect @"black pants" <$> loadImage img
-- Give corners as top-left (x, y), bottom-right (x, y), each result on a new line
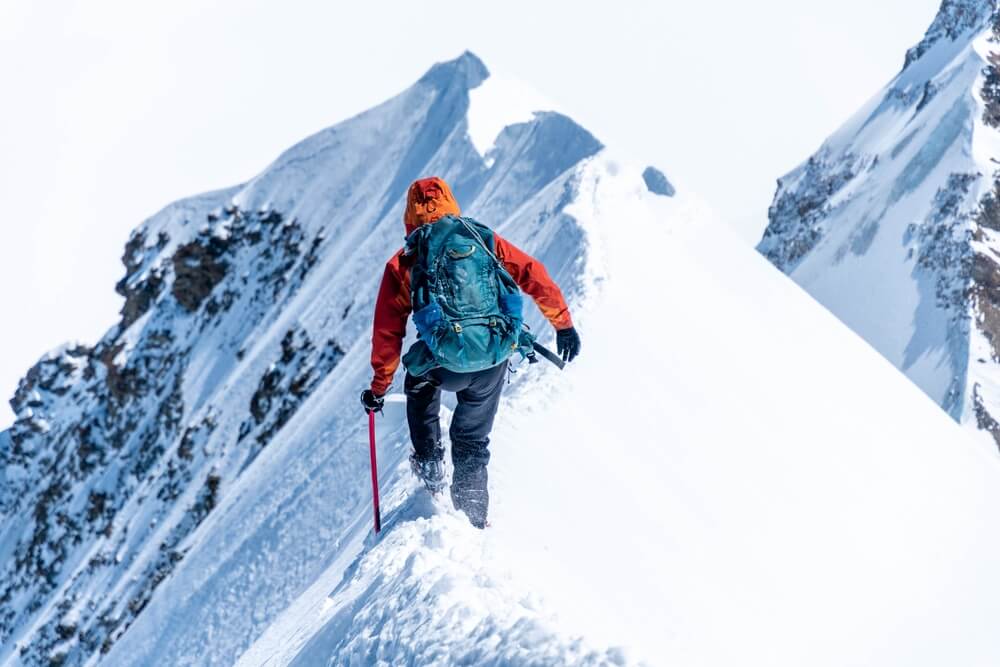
top-left (404, 361), bottom-right (508, 527)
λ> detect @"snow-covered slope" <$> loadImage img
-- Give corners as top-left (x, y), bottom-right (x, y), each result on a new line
top-left (5, 48), bottom-right (1000, 667)
top-left (230, 157), bottom-right (1000, 667)
top-left (0, 52), bottom-right (603, 665)
top-left (758, 0), bottom-right (1000, 446)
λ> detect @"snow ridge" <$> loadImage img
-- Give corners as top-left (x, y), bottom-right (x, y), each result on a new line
top-left (240, 153), bottom-right (1000, 667)
top-left (240, 487), bottom-right (626, 667)
top-left (0, 51), bottom-right (602, 666)
top-left (8, 42), bottom-right (1000, 667)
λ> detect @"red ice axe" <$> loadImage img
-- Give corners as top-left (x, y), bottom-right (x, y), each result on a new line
top-left (368, 411), bottom-right (382, 534)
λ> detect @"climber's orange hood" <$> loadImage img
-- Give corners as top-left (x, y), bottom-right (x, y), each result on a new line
top-left (404, 177), bottom-right (461, 235)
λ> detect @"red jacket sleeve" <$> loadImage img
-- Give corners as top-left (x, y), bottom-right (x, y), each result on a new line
top-left (494, 235), bottom-right (573, 330)
top-left (370, 253), bottom-right (412, 395)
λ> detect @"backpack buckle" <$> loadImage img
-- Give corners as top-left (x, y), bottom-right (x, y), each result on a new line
top-left (453, 323), bottom-right (463, 333)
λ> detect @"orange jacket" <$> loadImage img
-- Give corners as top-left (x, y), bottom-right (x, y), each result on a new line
top-left (370, 177), bottom-right (573, 395)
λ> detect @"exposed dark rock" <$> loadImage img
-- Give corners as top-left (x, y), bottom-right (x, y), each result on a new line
top-left (0, 202), bottom-right (325, 666)
top-left (239, 328), bottom-right (346, 454)
top-left (916, 80), bottom-right (939, 112)
top-left (758, 151), bottom-right (867, 272)
top-left (642, 166), bottom-right (675, 197)
top-left (904, 0), bottom-right (994, 70)
top-left (298, 232), bottom-right (325, 283)
top-left (176, 414), bottom-right (216, 462)
top-left (905, 172), bottom-right (977, 311)
top-left (97, 343), bottom-right (132, 403)
top-left (977, 178), bottom-right (1000, 231)
top-left (983, 53), bottom-right (1000, 128)
top-left (56, 622), bottom-right (76, 641)
top-left (116, 229), bottom-right (170, 329)
top-left (86, 492), bottom-right (107, 524)
top-left (249, 367), bottom-right (283, 424)
top-left (118, 266), bottom-right (165, 329)
top-left (11, 345), bottom-right (92, 414)
top-left (75, 422), bottom-right (105, 475)
top-left (973, 383), bottom-right (1000, 448)
top-left (171, 240), bottom-right (229, 312)
top-left (971, 248), bottom-right (1000, 361)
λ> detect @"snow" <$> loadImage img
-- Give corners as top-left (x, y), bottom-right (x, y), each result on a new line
top-left (228, 157), bottom-right (1000, 666)
top-left (758, 15), bottom-right (1000, 431)
top-left (467, 72), bottom-right (561, 158)
top-left (241, 491), bottom-right (627, 667)
top-left (11, 49), bottom-right (1000, 667)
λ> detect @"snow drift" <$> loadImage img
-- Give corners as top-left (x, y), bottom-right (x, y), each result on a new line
top-left (4, 50), bottom-right (1000, 667)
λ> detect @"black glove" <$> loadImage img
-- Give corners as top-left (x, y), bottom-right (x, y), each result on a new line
top-left (556, 326), bottom-right (581, 363)
top-left (360, 389), bottom-right (385, 414)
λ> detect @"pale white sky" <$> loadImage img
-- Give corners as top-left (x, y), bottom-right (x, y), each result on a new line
top-left (0, 0), bottom-right (939, 426)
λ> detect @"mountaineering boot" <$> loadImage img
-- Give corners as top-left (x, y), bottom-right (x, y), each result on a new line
top-left (450, 450), bottom-right (489, 529)
top-left (450, 480), bottom-right (488, 529)
top-left (409, 445), bottom-right (446, 494)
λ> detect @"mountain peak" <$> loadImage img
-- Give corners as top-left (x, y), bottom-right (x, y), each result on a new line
top-left (0, 47), bottom-right (606, 665)
top-left (903, 0), bottom-right (995, 69)
top-left (758, 0), bottom-right (1000, 448)
top-left (418, 50), bottom-right (490, 90)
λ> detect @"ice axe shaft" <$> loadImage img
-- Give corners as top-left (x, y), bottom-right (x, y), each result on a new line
top-left (367, 411), bottom-right (382, 534)
top-left (532, 341), bottom-right (565, 370)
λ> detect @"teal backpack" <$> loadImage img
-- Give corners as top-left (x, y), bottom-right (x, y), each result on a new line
top-left (401, 215), bottom-right (535, 377)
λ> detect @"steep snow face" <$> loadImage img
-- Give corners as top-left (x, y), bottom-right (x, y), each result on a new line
top-left (234, 156), bottom-right (1000, 667)
top-left (0, 51), bottom-right (602, 666)
top-left (758, 3), bottom-right (1000, 446)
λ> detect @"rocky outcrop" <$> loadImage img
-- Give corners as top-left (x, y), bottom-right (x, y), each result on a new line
top-left (116, 229), bottom-right (169, 328)
top-left (171, 240), bottom-right (228, 311)
top-left (758, 151), bottom-right (870, 272)
top-left (903, 0), bottom-right (994, 69)
top-left (982, 10), bottom-right (1000, 128)
top-left (757, 2), bottom-right (1000, 447)
top-left (0, 51), bottom-right (601, 666)
top-left (904, 172), bottom-right (977, 313)
top-left (239, 326), bottom-right (345, 459)
top-left (642, 166), bottom-right (675, 197)
top-left (0, 202), bottom-right (328, 665)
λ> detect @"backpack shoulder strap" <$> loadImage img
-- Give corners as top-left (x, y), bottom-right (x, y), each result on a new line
top-left (403, 223), bottom-right (430, 257)
top-left (456, 217), bottom-right (501, 267)
top-left (456, 217), bottom-right (522, 296)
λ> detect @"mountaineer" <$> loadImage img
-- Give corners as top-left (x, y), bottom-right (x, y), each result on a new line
top-left (361, 177), bottom-right (580, 528)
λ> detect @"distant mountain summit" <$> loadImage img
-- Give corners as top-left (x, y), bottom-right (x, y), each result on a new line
top-left (0, 51), bottom-right (601, 666)
top-left (758, 1), bottom-right (1000, 446)
top-left (8, 39), bottom-right (1000, 667)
